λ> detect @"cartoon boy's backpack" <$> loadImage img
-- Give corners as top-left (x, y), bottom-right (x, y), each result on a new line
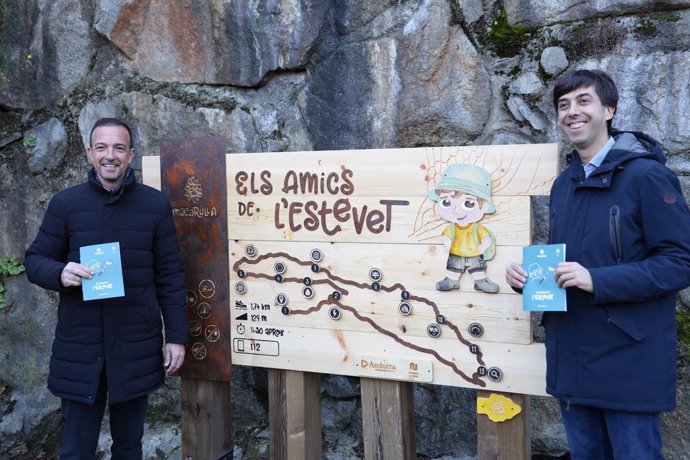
top-left (449, 223), bottom-right (496, 260)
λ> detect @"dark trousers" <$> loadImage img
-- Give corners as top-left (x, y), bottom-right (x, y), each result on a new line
top-left (559, 400), bottom-right (664, 460)
top-left (59, 371), bottom-right (148, 460)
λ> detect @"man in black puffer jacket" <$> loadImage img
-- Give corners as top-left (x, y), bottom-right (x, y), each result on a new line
top-left (25, 118), bottom-right (187, 459)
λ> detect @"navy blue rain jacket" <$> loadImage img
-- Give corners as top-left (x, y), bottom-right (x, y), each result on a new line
top-left (545, 131), bottom-right (690, 412)
top-left (25, 169), bottom-right (187, 405)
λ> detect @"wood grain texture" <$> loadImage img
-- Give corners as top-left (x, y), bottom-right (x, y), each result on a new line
top-left (477, 391), bottom-right (531, 460)
top-left (181, 378), bottom-right (232, 460)
top-left (361, 378), bottom-right (416, 460)
top-left (269, 369), bottom-right (322, 460)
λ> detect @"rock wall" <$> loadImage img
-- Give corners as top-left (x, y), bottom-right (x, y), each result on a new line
top-left (1, 0), bottom-right (689, 458)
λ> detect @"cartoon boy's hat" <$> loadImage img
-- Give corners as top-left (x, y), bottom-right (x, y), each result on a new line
top-left (428, 164), bottom-right (495, 213)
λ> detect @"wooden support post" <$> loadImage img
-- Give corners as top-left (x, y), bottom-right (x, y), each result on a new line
top-left (477, 391), bottom-right (531, 460)
top-left (360, 378), bottom-right (416, 460)
top-left (269, 369), bottom-right (322, 460)
top-left (181, 378), bottom-right (233, 460)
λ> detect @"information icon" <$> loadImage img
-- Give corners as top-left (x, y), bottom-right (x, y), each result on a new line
top-left (488, 367), bottom-right (503, 382)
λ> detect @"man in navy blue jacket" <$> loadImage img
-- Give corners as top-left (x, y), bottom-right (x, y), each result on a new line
top-left (25, 118), bottom-right (187, 459)
top-left (506, 70), bottom-right (690, 459)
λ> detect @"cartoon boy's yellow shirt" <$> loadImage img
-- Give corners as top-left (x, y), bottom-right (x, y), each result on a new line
top-left (443, 223), bottom-right (489, 257)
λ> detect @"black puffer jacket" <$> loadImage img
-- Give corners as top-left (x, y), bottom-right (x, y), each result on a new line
top-left (25, 169), bottom-right (187, 404)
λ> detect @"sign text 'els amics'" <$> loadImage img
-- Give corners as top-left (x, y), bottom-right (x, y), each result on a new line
top-left (235, 168), bottom-right (410, 236)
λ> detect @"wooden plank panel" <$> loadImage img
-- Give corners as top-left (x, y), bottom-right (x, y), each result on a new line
top-left (229, 241), bottom-right (530, 344)
top-left (228, 195), bottom-right (530, 244)
top-left (477, 391), bottom-right (531, 460)
top-left (361, 378), bottom-right (416, 460)
top-left (226, 144), bottom-right (557, 197)
top-left (269, 370), bottom-right (323, 460)
top-left (232, 326), bottom-right (547, 396)
top-left (181, 379), bottom-right (232, 459)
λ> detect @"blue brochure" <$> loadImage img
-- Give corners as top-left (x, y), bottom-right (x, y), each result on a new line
top-left (80, 242), bottom-right (125, 301)
top-left (522, 243), bottom-right (567, 312)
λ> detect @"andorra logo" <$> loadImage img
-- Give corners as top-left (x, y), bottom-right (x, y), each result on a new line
top-left (360, 359), bottom-right (396, 371)
top-left (184, 177), bottom-right (203, 203)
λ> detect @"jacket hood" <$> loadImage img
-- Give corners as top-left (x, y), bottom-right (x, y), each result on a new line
top-left (595, 130), bottom-right (666, 173)
top-left (566, 131), bottom-right (665, 181)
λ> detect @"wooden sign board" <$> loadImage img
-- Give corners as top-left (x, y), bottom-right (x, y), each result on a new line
top-left (144, 144), bottom-right (557, 396)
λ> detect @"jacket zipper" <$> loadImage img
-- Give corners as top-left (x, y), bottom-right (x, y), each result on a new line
top-left (609, 205), bottom-right (623, 264)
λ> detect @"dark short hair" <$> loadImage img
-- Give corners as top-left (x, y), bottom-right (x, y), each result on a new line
top-left (89, 118), bottom-right (134, 148)
top-left (553, 69), bottom-right (618, 132)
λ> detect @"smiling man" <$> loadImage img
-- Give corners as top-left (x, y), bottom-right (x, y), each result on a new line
top-left (505, 70), bottom-right (690, 459)
top-left (25, 118), bottom-right (187, 459)
top-left (86, 121), bottom-right (136, 189)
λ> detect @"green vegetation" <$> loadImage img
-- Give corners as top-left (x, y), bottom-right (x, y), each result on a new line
top-left (23, 135), bottom-right (37, 148)
top-left (486, 9), bottom-right (534, 58)
top-left (636, 18), bottom-right (656, 37)
top-left (564, 18), bottom-right (627, 59)
top-left (0, 256), bottom-right (25, 310)
top-left (678, 307), bottom-right (690, 361)
top-left (0, 0), bottom-right (6, 27)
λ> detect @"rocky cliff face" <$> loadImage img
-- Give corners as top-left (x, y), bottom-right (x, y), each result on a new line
top-left (1, 0), bottom-right (689, 458)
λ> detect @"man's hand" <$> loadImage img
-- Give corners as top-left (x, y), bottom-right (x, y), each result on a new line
top-left (555, 262), bottom-right (594, 293)
top-left (164, 343), bottom-right (185, 375)
top-left (60, 262), bottom-right (93, 287)
top-left (505, 262), bottom-right (528, 289)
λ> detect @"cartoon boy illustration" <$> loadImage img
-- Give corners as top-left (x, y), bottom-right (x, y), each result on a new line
top-left (429, 164), bottom-right (499, 294)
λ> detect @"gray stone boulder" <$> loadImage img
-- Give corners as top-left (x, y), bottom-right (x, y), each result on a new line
top-left (0, 0), bottom-right (94, 109)
top-left (504, 0), bottom-right (690, 27)
top-left (24, 118), bottom-right (69, 175)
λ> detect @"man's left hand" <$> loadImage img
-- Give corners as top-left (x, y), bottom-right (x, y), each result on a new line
top-left (554, 262), bottom-right (594, 293)
top-left (164, 343), bottom-right (185, 375)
